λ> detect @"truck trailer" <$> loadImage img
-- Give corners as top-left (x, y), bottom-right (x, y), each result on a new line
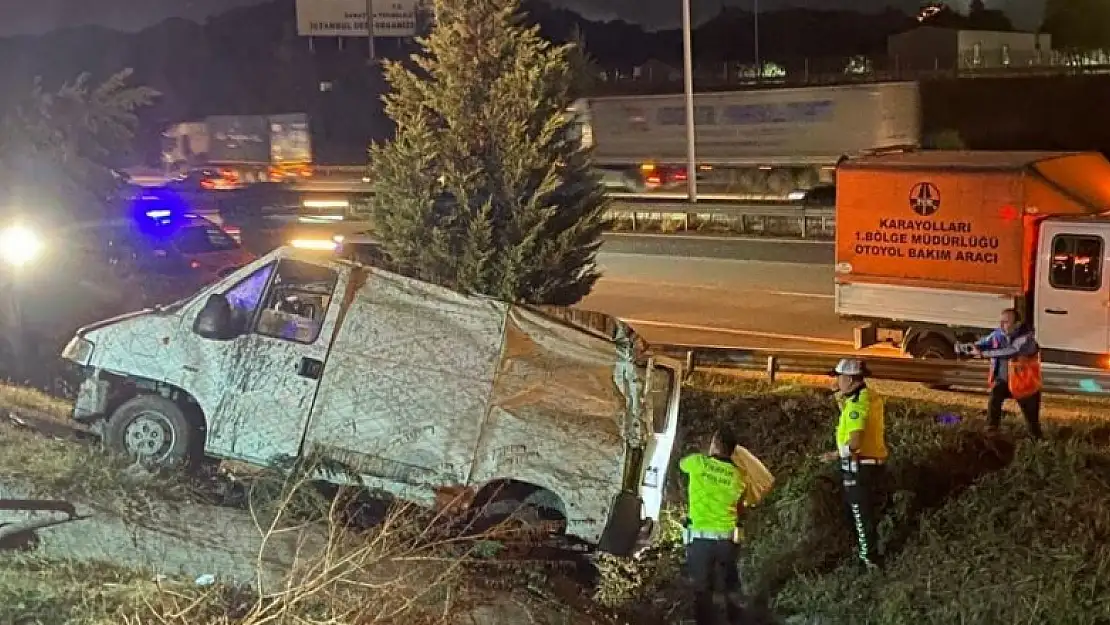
top-left (162, 113), bottom-right (313, 188)
top-left (836, 150), bottom-right (1110, 369)
top-left (571, 81), bottom-right (921, 199)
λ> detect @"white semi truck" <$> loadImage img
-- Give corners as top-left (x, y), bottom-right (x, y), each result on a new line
top-left (571, 81), bottom-right (922, 199)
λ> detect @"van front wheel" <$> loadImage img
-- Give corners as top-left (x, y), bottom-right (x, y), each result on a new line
top-left (104, 395), bottom-right (195, 469)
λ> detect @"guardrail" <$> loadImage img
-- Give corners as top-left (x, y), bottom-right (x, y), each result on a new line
top-left (656, 344), bottom-right (1110, 396)
top-left (259, 185), bottom-right (834, 239)
top-left (605, 200), bottom-right (834, 239)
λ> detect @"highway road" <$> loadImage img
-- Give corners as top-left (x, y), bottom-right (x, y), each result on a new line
top-left (582, 235), bottom-right (896, 355)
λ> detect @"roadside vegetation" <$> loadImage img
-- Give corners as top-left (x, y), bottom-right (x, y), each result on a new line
top-left (3, 373), bottom-right (1110, 624)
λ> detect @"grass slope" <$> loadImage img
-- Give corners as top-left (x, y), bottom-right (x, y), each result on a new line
top-left (3, 376), bottom-right (1110, 624)
top-left (600, 374), bottom-right (1110, 625)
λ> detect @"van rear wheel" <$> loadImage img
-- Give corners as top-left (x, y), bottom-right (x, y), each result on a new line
top-left (467, 483), bottom-right (566, 537)
top-left (104, 395), bottom-right (195, 469)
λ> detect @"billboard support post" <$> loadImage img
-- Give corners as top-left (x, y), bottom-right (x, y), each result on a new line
top-left (366, 0), bottom-right (376, 61)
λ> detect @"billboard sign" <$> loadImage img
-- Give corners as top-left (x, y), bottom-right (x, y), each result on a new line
top-left (295, 0), bottom-right (418, 38)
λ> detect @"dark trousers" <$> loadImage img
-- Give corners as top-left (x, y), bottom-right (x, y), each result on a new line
top-left (686, 538), bottom-right (746, 625)
top-left (987, 383), bottom-right (1044, 439)
top-left (841, 461), bottom-right (884, 567)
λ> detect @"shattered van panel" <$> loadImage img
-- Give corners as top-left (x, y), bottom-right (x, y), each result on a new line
top-left (469, 404), bottom-right (622, 541)
top-left (75, 311), bottom-right (184, 382)
top-left (494, 307), bottom-right (628, 441)
top-left (305, 269), bottom-right (508, 500)
top-left (305, 271), bottom-right (640, 542)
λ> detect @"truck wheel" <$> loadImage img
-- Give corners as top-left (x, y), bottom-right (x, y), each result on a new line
top-left (909, 336), bottom-right (956, 360)
top-left (908, 336), bottom-right (956, 391)
top-left (104, 395), bottom-right (195, 469)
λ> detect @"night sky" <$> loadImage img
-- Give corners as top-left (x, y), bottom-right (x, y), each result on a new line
top-left (0, 0), bottom-right (1047, 37)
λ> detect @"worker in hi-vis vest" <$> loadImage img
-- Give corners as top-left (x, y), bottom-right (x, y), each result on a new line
top-left (679, 427), bottom-right (749, 625)
top-left (820, 358), bottom-right (888, 570)
top-left (961, 307), bottom-right (1044, 440)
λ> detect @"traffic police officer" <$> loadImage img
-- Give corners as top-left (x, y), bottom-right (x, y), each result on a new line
top-left (821, 358), bottom-right (888, 570)
top-left (680, 427), bottom-right (748, 625)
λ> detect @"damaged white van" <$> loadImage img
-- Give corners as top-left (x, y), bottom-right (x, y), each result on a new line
top-left (61, 246), bottom-right (682, 554)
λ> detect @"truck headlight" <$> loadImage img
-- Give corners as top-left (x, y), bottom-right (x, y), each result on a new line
top-left (0, 226), bottom-right (43, 266)
top-left (62, 336), bottom-right (95, 365)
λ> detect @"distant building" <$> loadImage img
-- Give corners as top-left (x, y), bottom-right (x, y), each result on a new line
top-left (632, 59), bottom-right (681, 82)
top-left (887, 26), bottom-right (1052, 71)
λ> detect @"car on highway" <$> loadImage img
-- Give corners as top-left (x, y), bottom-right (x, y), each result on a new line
top-left (786, 183), bottom-right (835, 207)
top-left (101, 211), bottom-right (256, 284)
top-left (25, 203), bottom-right (257, 289)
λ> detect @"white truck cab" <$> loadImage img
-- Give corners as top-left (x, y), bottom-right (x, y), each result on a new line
top-left (61, 247), bottom-right (682, 554)
top-left (1031, 218), bottom-right (1110, 367)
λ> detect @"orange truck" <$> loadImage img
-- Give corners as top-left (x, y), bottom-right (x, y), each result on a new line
top-left (835, 150), bottom-right (1110, 368)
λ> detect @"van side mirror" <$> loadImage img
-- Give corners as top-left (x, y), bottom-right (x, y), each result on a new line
top-left (193, 294), bottom-right (237, 340)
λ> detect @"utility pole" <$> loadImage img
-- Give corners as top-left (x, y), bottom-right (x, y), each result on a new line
top-left (754, 0), bottom-right (760, 80)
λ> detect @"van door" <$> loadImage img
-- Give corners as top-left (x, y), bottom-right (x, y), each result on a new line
top-left (179, 257), bottom-right (345, 465)
top-left (1035, 223), bottom-right (1110, 364)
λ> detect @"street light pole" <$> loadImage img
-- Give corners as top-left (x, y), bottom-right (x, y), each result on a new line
top-left (681, 0), bottom-right (698, 204)
top-left (753, 0), bottom-right (760, 80)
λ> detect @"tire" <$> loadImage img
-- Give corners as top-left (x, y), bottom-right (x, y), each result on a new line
top-left (909, 335), bottom-right (956, 360)
top-left (908, 335), bottom-right (956, 391)
top-left (468, 483), bottom-right (565, 537)
top-left (103, 395), bottom-right (195, 468)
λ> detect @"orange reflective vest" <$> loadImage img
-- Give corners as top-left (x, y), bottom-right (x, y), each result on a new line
top-left (1006, 352), bottom-right (1043, 399)
top-left (988, 351), bottom-right (1043, 399)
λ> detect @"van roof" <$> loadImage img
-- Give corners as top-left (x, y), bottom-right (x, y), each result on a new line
top-left (840, 150), bottom-right (1088, 171)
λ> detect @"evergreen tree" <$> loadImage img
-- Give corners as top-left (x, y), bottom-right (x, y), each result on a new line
top-left (0, 69), bottom-right (159, 217)
top-left (368, 0), bottom-right (609, 306)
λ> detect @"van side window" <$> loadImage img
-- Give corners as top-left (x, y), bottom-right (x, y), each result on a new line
top-left (224, 263), bottom-right (277, 331)
top-left (1049, 235), bottom-right (1103, 291)
top-left (254, 259), bottom-right (339, 344)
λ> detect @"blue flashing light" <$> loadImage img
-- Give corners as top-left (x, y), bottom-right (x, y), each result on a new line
top-left (126, 187), bottom-right (195, 242)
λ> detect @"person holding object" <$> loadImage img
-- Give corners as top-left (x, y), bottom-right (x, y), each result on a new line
top-left (819, 358), bottom-right (887, 570)
top-left (679, 428), bottom-right (749, 625)
top-left (959, 308), bottom-right (1044, 440)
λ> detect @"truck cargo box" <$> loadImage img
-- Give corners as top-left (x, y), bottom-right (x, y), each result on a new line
top-left (835, 151), bottom-right (1110, 323)
top-left (206, 115), bottom-right (272, 164)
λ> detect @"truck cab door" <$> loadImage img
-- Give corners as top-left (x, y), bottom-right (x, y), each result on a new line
top-left (180, 257), bottom-right (346, 465)
top-left (1035, 224), bottom-right (1109, 365)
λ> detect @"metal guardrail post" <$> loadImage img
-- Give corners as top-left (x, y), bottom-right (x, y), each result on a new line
top-left (800, 210), bottom-right (808, 239)
top-left (766, 355), bottom-right (777, 382)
